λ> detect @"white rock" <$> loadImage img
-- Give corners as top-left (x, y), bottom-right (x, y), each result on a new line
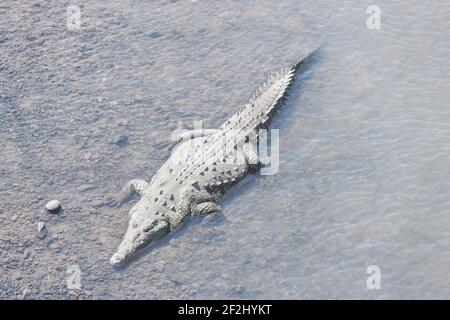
top-left (20, 288), bottom-right (30, 300)
top-left (37, 222), bottom-right (47, 239)
top-left (154, 262), bottom-right (165, 273)
top-left (45, 200), bottom-right (61, 213)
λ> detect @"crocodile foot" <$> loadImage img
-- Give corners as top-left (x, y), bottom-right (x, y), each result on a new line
top-left (108, 190), bottom-right (129, 208)
top-left (192, 202), bottom-right (222, 215)
top-left (107, 179), bottom-right (148, 208)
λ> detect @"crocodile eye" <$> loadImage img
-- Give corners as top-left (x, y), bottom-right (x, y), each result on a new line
top-left (142, 224), bottom-right (154, 232)
top-left (142, 220), bottom-right (158, 232)
top-left (142, 225), bottom-right (152, 232)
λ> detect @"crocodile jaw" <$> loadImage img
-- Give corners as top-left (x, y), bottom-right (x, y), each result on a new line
top-left (110, 219), bottom-right (169, 266)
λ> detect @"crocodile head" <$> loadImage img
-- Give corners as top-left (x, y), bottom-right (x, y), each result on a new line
top-left (110, 203), bottom-right (170, 266)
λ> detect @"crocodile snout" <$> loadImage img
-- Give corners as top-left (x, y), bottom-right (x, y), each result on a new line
top-left (110, 218), bottom-right (170, 267)
top-left (110, 252), bottom-right (126, 266)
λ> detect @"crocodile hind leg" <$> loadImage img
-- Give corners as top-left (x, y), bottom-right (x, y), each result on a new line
top-left (191, 202), bottom-right (222, 215)
top-left (109, 179), bottom-right (148, 207)
top-left (242, 141), bottom-right (262, 172)
top-left (175, 129), bottom-right (218, 142)
top-left (182, 190), bottom-right (223, 216)
top-left (192, 201), bottom-right (223, 225)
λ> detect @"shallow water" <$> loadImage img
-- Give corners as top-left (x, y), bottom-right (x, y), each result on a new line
top-left (1, 0), bottom-right (449, 299)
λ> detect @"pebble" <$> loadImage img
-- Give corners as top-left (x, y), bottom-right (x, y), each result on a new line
top-left (45, 200), bottom-right (61, 213)
top-left (37, 222), bottom-right (47, 239)
top-left (89, 199), bottom-right (104, 208)
top-left (83, 152), bottom-right (92, 160)
top-left (149, 31), bottom-right (162, 39)
top-left (231, 284), bottom-right (245, 294)
top-left (68, 290), bottom-right (79, 297)
top-left (76, 184), bottom-right (95, 192)
top-left (118, 119), bottom-right (129, 126)
top-left (154, 262), bottom-right (165, 273)
top-left (20, 288), bottom-right (30, 300)
top-left (22, 250), bottom-right (31, 260)
top-left (12, 274), bottom-right (23, 281)
top-left (113, 135), bottom-right (128, 147)
top-left (88, 207), bottom-right (100, 215)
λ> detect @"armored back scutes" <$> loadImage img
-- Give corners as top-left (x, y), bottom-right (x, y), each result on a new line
top-left (218, 49), bottom-right (317, 141)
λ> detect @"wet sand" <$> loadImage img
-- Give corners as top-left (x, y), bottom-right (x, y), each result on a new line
top-left (1, 0), bottom-right (449, 299)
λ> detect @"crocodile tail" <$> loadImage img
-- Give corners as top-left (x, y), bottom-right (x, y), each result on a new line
top-left (219, 48), bottom-right (318, 138)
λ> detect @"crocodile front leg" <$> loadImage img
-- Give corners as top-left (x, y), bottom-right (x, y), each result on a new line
top-left (109, 179), bottom-right (148, 207)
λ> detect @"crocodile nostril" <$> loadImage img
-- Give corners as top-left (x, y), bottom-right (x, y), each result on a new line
top-left (110, 252), bottom-right (125, 266)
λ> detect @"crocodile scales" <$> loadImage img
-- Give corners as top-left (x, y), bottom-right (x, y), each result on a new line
top-left (109, 51), bottom-right (316, 266)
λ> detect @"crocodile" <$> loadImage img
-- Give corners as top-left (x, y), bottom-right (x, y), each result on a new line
top-left (109, 50), bottom-right (317, 266)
